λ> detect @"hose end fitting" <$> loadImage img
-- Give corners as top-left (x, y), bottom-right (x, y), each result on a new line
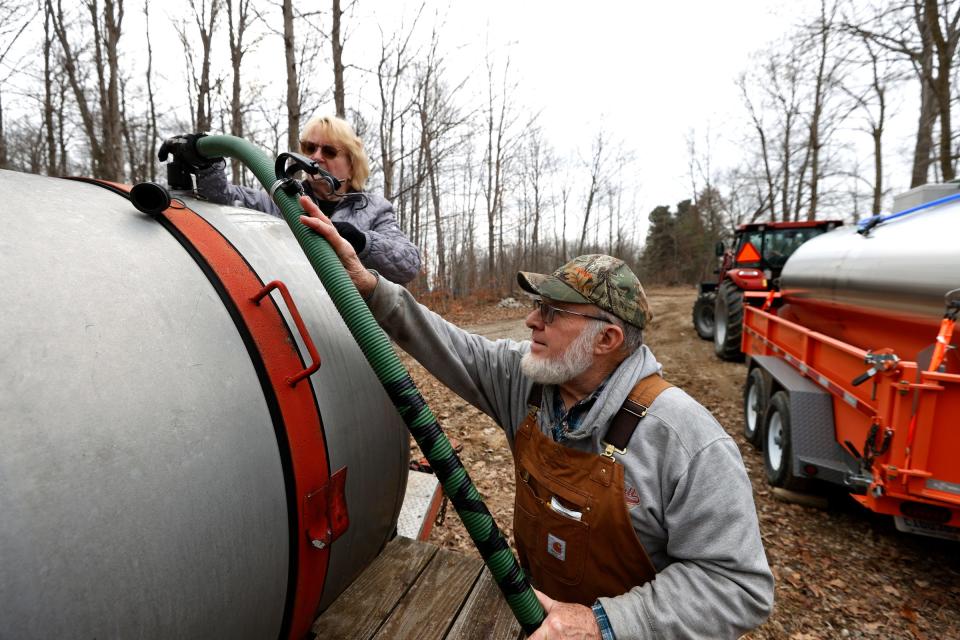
top-left (130, 181), bottom-right (172, 216)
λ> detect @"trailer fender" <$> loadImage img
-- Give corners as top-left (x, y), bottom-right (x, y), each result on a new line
top-left (751, 356), bottom-right (858, 487)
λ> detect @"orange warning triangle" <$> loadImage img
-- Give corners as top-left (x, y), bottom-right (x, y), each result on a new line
top-left (736, 241), bottom-right (762, 263)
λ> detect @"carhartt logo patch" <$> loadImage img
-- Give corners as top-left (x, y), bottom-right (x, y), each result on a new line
top-left (547, 533), bottom-right (566, 561)
top-left (624, 484), bottom-right (640, 507)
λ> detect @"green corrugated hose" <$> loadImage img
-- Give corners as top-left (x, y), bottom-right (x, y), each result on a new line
top-left (196, 135), bottom-right (545, 634)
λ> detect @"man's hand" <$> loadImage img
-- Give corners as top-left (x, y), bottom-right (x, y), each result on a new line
top-left (528, 589), bottom-right (601, 640)
top-left (298, 195), bottom-right (378, 297)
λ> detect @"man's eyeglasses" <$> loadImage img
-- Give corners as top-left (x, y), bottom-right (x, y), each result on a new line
top-left (533, 299), bottom-right (612, 325)
top-left (299, 140), bottom-right (342, 160)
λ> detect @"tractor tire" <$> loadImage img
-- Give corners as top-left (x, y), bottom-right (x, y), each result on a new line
top-left (762, 391), bottom-right (808, 492)
top-left (692, 291), bottom-right (716, 340)
top-left (743, 368), bottom-right (770, 449)
top-left (713, 280), bottom-right (745, 361)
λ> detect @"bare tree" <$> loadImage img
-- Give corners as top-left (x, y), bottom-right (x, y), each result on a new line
top-left (188, 0), bottom-right (220, 132)
top-left (842, 33), bottom-right (901, 216)
top-left (737, 72), bottom-right (778, 220)
top-left (0, 1), bottom-right (35, 166)
top-left (845, 1), bottom-right (960, 185)
top-left (804, 0), bottom-right (847, 219)
top-left (578, 130), bottom-right (608, 254)
top-left (226, 0), bottom-right (260, 183)
top-left (330, 0), bottom-right (345, 117)
top-left (376, 5), bottom-right (423, 203)
top-left (42, 0), bottom-right (57, 174)
top-left (483, 52), bottom-right (517, 286)
top-left (417, 52), bottom-right (446, 291)
top-left (282, 0), bottom-right (299, 151)
top-left (413, 29), bottom-right (470, 293)
top-left (143, 0), bottom-right (158, 180)
top-left (922, 0), bottom-right (960, 181)
top-left (558, 175), bottom-right (572, 261)
top-left (49, 0), bottom-right (125, 180)
top-left (521, 124), bottom-right (553, 270)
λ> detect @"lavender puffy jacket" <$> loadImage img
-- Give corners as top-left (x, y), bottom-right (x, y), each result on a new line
top-left (196, 163), bottom-right (421, 285)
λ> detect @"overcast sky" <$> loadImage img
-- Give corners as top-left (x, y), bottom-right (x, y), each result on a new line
top-left (171, 0), bottom-right (829, 214)
top-left (9, 0), bottom-right (918, 227)
top-left (342, 0), bottom-right (831, 209)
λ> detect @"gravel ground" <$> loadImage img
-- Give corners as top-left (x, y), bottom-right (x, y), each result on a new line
top-left (400, 287), bottom-right (960, 639)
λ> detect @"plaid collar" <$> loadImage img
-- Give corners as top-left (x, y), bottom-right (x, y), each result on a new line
top-left (546, 378), bottom-right (609, 443)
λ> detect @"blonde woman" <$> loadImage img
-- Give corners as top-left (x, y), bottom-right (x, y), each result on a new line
top-left (165, 116), bottom-right (420, 285)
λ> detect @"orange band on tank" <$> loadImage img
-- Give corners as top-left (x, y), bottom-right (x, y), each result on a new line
top-left (88, 181), bottom-right (330, 640)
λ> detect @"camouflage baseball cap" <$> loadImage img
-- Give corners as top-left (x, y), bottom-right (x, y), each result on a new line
top-left (517, 254), bottom-right (650, 328)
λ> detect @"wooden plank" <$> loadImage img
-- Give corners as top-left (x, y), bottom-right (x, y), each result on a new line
top-left (312, 537), bottom-right (437, 640)
top-left (445, 567), bottom-right (523, 640)
top-left (372, 547), bottom-right (484, 640)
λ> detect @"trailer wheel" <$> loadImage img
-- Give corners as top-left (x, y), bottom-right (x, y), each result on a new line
top-left (763, 391), bottom-right (806, 491)
top-left (743, 368), bottom-right (769, 448)
top-left (713, 280), bottom-right (745, 361)
top-left (692, 291), bottom-right (716, 340)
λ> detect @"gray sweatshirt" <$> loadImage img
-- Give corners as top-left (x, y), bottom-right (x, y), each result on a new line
top-left (195, 164), bottom-right (421, 284)
top-left (368, 278), bottom-right (774, 639)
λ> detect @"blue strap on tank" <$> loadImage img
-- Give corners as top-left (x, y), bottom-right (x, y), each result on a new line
top-left (858, 191), bottom-right (960, 235)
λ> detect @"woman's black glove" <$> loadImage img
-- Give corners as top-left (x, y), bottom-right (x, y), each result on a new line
top-left (158, 133), bottom-right (224, 171)
top-left (332, 221), bottom-right (367, 252)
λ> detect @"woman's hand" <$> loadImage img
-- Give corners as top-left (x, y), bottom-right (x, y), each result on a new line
top-left (298, 195), bottom-right (378, 298)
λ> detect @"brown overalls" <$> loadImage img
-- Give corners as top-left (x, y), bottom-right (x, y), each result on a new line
top-left (512, 374), bottom-right (672, 606)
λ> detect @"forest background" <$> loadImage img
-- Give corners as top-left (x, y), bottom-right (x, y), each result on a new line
top-left (1, 0), bottom-right (958, 300)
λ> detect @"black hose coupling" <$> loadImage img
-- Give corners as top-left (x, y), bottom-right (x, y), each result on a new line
top-left (130, 181), bottom-right (172, 216)
top-left (271, 152), bottom-right (342, 200)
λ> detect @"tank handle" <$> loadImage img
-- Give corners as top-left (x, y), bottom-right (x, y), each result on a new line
top-left (251, 280), bottom-right (322, 386)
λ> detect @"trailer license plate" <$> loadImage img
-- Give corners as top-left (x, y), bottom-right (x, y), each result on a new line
top-left (894, 516), bottom-right (960, 541)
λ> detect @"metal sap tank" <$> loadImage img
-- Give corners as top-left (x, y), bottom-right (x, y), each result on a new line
top-left (0, 169), bottom-right (408, 638)
top-left (779, 187), bottom-right (960, 358)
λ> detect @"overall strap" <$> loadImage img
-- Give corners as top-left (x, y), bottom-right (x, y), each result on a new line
top-left (602, 374), bottom-right (673, 458)
top-left (526, 383), bottom-right (544, 412)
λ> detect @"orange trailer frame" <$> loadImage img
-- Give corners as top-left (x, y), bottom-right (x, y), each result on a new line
top-left (742, 295), bottom-right (960, 535)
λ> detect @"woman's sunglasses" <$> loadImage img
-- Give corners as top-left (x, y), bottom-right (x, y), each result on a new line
top-left (299, 140), bottom-right (342, 160)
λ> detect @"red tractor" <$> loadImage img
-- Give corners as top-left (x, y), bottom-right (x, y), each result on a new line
top-left (693, 220), bottom-right (842, 360)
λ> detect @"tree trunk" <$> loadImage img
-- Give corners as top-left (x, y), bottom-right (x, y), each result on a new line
top-left (807, 1), bottom-right (830, 220)
top-left (51, 0), bottom-right (107, 178)
top-left (282, 0), bottom-right (299, 151)
top-left (579, 132), bottom-right (605, 254)
top-left (119, 78), bottom-right (138, 182)
top-left (85, 0), bottom-right (125, 180)
top-left (193, 0), bottom-right (218, 132)
top-left (331, 0), bottom-right (345, 118)
top-left (57, 84), bottom-right (68, 174)
top-left (908, 5), bottom-right (937, 187)
top-left (872, 128), bottom-right (883, 215)
top-left (144, 0), bottom-right (157, 181)
top-left (910, 79), bottom-right (937, 187)
top-left (42, 4), bottom-right (57, 174)
top-left (226, 0), bottom-right (250, 184)
top-left (923, 0), bottom-right (958, 182)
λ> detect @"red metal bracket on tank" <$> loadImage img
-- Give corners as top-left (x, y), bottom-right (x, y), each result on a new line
top-left (251, 280), bottom-right (322, 386)
top-left (76, 178), bottom-right (334, 640)
top-left (305, 466), bottom-right (350, 550)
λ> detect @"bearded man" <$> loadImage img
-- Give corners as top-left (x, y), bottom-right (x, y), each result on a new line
top-left (299, 196), bottom-right (774, 640)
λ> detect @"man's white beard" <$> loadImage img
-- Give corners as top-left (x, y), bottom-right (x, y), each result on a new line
top-left (520, 321), bottom-right (604, 385)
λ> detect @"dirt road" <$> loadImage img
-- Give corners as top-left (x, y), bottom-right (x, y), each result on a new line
top-left (401, 287), bottom-right (960, 639)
